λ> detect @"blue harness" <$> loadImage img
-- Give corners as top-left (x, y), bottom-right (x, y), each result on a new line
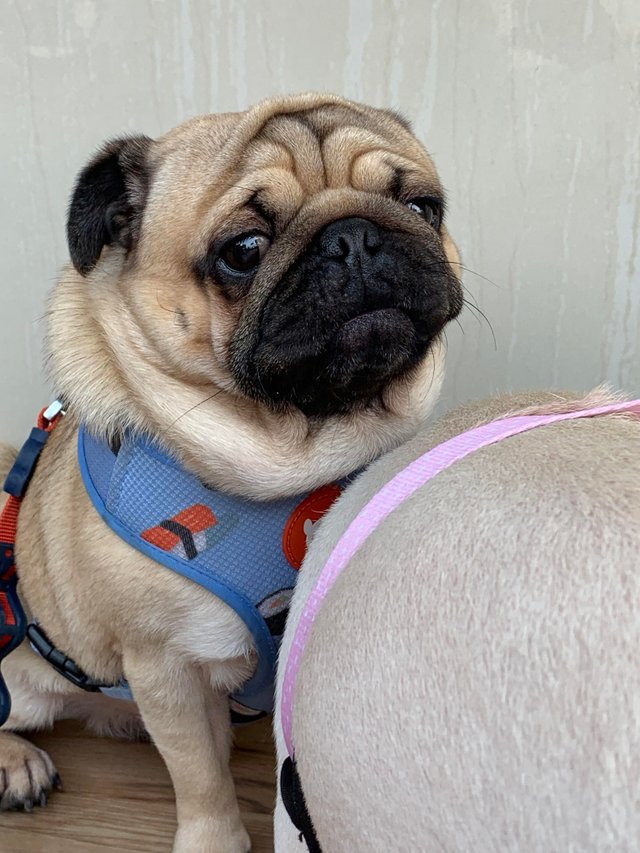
top-left (78, 426), bottom-right (345, 716)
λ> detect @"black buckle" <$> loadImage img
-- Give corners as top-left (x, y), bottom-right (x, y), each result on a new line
top-left (26, 623), bottom-right (106, 692)
top-left (280, 757), bottom-right (322, 852)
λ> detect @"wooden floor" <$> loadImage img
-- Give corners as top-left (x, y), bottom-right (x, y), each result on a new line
top-left (0, 719), bottom-right (276, 852)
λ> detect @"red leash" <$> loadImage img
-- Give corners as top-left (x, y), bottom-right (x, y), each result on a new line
top-left (0, 401), bottom-right (64, 724)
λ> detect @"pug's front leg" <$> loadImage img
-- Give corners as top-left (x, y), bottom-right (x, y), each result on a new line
top-left (123, 649), bottom-right (250, 853)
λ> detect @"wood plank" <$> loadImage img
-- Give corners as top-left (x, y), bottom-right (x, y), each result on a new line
top-left (0, 719), bottom-right (275, 852)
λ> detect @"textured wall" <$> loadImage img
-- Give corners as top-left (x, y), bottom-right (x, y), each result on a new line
top-left (1, 0), bottom-right (639, 444)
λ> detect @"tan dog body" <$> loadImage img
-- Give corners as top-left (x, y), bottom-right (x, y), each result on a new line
top-left (274, 390), bottom-right (640, 851)
top-left (0, 94), bottom-right (461, 851)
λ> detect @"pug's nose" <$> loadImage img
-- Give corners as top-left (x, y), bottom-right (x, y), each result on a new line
top-left (317, 217), bottom-right (382, 264)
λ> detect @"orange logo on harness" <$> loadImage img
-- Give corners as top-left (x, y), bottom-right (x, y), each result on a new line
top-left (142, 504), bottom-right (218, 561)
top-left (282, 485), bottom-right (342, 570)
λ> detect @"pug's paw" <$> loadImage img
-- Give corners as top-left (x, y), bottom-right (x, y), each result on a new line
top-left (0, 731), bottom-right (61, 811)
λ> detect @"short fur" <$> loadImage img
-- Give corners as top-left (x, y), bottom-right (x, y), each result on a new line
top-left (274, 389), bottom-right (640, 851)
top-left (0, 93), bottom-right (461, 852)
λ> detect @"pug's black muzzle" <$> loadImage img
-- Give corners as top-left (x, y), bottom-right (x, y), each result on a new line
top-left (237, 217), bottom-right (460, 416)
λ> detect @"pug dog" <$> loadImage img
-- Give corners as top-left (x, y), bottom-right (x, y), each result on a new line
top-left (0, 93), bottom-right (462, 852)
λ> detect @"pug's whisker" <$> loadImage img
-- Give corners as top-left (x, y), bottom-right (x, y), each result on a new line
top-left (423, 346), bottom-right (437, 403)
top-left (449, 262), bottom-right (501, 289)
top-left (461, 298), bottom-right (497, 351)
top-left (164, 389), bottom-right (225, 434)
top-left (424, 260), bottom-right (500, 290)
top-left (461, 282), bottom-right (489, 306)
top-left (155, 291), bottom-right (182, 317)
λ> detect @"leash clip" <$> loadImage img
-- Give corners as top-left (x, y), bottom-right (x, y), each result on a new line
top-left (3, 399), bottom-right (66, 498)
top-left (42, 399), bottom-right (66, 424)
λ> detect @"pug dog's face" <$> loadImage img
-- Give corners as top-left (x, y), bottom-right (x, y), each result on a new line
top-left (67, 94), bottom-right (462, 418)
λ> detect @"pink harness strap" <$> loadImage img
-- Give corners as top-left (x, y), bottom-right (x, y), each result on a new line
top-left (281, 398), bottom-right (640, 756)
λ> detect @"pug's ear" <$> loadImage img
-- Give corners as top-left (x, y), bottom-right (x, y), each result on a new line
top-left (67, 135), bottom-right (153, 275)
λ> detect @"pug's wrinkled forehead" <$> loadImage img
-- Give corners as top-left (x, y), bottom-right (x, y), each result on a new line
top-left (137, 94), bottom-right (445, 270)
top-left (158, 93), bottom-right (439, 192)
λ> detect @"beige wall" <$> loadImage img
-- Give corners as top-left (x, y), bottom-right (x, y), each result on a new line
top-left (1, 0), bottom-right (639, 444)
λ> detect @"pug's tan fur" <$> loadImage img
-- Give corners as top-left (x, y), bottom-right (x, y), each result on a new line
top-left (0, 93), bottom-right (460, 852)
top-left (274, 388), bottom-right (640, 851)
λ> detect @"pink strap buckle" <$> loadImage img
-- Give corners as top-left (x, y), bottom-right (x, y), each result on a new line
top-left (281, 398), bottom-right (640, 756)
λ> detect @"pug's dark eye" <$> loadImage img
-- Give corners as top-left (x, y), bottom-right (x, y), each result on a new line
top-left (406, 197), bottom-right (442, 230)
top-left (218, 232), bottom-right (271, 274)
